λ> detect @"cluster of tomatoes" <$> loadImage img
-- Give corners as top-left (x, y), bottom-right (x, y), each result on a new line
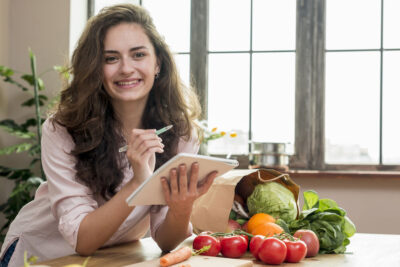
top-left (193, 229), bottom-right (319, 265)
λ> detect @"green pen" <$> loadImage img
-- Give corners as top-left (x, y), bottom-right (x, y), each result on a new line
top-left (118, 125), bottom-right (173, 153)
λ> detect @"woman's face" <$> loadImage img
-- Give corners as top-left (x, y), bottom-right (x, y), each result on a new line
top-left (102, 23), bottom-right (159, 106)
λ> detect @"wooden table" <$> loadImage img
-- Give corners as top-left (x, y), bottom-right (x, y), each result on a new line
top-left (39, 233), bottom-right (400, 266)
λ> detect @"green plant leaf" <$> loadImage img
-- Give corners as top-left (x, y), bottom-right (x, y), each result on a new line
top-left (28, 143), bottom-right (41, 156)
top-left (37, 78), bottom-right (44, 91)
top-left (343, 216), bottom-right (356, 237)
top-left (54, 65), bottom-right (70, 80)
top-left (0, 66), bottom-right (14, 77)
top-left (21, 118), bottom-right (38, 130)
top-left (303, 190), bottom-right (319, 210)
top-left (2, 76), bottom-right (29, 91)
top-left (0, 120), bottom-right (35, 139)
top-left (0, 166), bottom-right (34, 180)
top-left (21, 74), bottom-right (34, 85)
top-left (0, 143), bottom-right (33, 155)
top-left (319, 198), bottom-right (339, 211)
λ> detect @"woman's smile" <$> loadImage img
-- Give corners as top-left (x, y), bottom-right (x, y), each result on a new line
top-left (114, 78), bottom-right (142, 89)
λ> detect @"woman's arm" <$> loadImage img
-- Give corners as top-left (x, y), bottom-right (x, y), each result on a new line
top-left (155, 163), bottom-right (217, 251)
top-left (76, 129), bottom-right (163, 255)
top-left (75, 178), bottom-right (139, 255)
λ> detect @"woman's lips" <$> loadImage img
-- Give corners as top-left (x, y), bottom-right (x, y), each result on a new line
top-left (115, 79), bottom-right (141, 88)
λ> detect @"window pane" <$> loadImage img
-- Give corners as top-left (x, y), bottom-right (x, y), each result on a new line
top-left (326, 0), bottom-right (381, 50)
top-left (142, 0), bottom-right (190, 53)
top-left (383, 0), bottom-right (400, 48)
top-left (383, 51), bottom-right (400, 164)
top-left (94, 0), bottom-right (140, 14)
top-left (207, 54), bottom-right (250, 154)
top-left (252, 0), bottom-right (296, 51)
top-left (325, 52), bottom-right (380, 164)
top-left (174, 54), bottom-right (190, 88)
top-left (252, 53), bottom-right (295, 143)
top-left (209, 0), bottom-right (250, 51)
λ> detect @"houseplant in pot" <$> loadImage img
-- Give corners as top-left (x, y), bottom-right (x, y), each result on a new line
top-left (0, 50), bottom-right (66, 241)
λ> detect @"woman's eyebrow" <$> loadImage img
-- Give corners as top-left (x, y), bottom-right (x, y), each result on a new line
top-left (104, 46), bottom-right (149, 54)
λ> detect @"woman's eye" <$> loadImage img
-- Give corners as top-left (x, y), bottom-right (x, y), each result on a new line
top-left (104, 56), bottom-right (118, 63)
top-left (134, 52), bottom-right (145, 58)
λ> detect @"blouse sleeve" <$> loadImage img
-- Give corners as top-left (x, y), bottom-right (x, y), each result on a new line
top-left (149, 133), bottom-right (200, 240)
top-left (41, 119), bottom-right (98, 250)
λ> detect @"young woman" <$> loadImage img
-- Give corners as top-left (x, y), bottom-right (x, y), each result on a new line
top-left (0, 4), bottom-right (217, 267)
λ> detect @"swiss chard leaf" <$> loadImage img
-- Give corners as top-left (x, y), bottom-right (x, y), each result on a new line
top-left (303, 190), bottom-right (319, 210)
top-left (288, 190), bottom-right (356, 254)
top-left (319, 198), bottom-right (339, 211)
top-left (343, 216), bottom-right (356, 237)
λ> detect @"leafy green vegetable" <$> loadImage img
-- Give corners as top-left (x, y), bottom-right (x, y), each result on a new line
top-left (288, 190), bottom-right (356, 254)
top-left (247, 182), bottom-right (298, 223)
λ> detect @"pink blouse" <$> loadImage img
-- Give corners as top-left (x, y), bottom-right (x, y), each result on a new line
top-left (0, 119), bottom-right (199, 267)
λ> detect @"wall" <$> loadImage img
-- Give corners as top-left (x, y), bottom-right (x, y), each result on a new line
top-left (0, 0), bottom-right (74, 238)
top-left (0, 0), bottom-right (12, 237)
top-left (294, 175), bottom-right (400, 234)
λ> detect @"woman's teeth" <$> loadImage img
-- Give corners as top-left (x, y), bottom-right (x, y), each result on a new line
top-left (117, 80), bottom-right (139, 86)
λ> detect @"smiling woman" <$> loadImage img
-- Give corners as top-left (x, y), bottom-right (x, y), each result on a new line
top-left (0, 4), bottom-right (218, 267)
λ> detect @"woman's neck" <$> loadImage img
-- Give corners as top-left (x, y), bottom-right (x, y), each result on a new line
top-left (113, 98), bottom-right (148, 137)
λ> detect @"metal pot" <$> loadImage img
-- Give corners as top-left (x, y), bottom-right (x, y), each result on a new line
top-left (249, 142), bottom-right (292, 169)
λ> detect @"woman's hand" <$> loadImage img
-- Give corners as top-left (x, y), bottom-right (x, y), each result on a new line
top-left (126, 129), bottom-right (164, 183)
top-left (161, 163), bottom-right (218, 219)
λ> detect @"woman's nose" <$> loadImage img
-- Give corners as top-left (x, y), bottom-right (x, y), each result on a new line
top-left (120, 58), bottom-right (135, 74)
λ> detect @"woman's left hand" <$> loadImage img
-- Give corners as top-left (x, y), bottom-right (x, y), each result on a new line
top-left (161, 163), bottom-right (217, 219)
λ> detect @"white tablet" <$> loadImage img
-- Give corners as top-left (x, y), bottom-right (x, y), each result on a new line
top-left (126, 153), bottom-right (239, 206)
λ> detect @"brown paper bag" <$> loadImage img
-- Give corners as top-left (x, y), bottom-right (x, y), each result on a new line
top-left (191, 168), bottom-right (300, 233)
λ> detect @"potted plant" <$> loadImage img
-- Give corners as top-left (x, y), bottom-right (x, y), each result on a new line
top-left (0, 50), bottom-right (65, 242)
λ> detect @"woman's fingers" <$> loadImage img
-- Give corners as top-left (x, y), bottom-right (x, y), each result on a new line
top-left (161, 177), bottom-right (171, 203)
top-left (126, 129), bottom-right (163, 157)
top-left (136, 139), bottom-right (164, 155)
top-left (197, 171), bottom-right (218, 196)
top-left (178, 164), bottom-right (188, 195)
top-left (162, 164), bottom-right (217, 207)
top-left (169, 168), bottom-right (179, 195)
top-left (188, 162), bottom-right (199, 193)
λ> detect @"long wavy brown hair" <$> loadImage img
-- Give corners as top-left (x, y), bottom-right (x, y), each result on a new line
top-left (53, 4), bottom-right (201, 199)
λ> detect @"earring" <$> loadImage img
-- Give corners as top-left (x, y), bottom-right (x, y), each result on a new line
top-left (155, 72), bottom-right (160, 80)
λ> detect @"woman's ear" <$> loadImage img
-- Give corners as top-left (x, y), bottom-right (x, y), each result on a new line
top-left (155, 63), bottom-right (160, 74)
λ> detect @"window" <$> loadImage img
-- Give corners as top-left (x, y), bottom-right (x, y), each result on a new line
top-left (89, 0), bottom-right (400, 171)
top-left (207, 0), bottom-right (296, 155)
top-left (324, 0), bottom-right (400, 168)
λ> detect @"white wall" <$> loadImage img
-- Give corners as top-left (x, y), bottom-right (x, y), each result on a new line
top-left (0, 0), bottom-right (81, 238)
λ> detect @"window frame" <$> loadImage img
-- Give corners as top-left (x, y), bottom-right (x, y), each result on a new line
top-left (89, 0), bottom-right (400, 171)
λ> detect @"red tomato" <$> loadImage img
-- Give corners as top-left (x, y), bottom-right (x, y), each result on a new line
top-left (249, 235), bottom-right (264, 260)
top-left (240, 234), bottom-right (249, 247)
top-left (257, 237), bottom-right (287, 265)
top-left (293, 229), bottom-right (320, 257)
top-left (283, 239), bottom-right (307, 263)
top-left (220, 235), bottom-right (247, 258)
top-left (193, 235), bottom-right (221, 256)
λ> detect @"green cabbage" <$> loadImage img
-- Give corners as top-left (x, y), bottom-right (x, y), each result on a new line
top-left (247, 182), bottom-right (297, 223)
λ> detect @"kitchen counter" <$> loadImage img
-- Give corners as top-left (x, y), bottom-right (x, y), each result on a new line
top-left (38, 233), bottom-right (400, 266)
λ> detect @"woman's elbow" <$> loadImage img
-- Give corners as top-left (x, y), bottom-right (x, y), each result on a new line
top-left (75, 244), bottom-right (97, 256)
